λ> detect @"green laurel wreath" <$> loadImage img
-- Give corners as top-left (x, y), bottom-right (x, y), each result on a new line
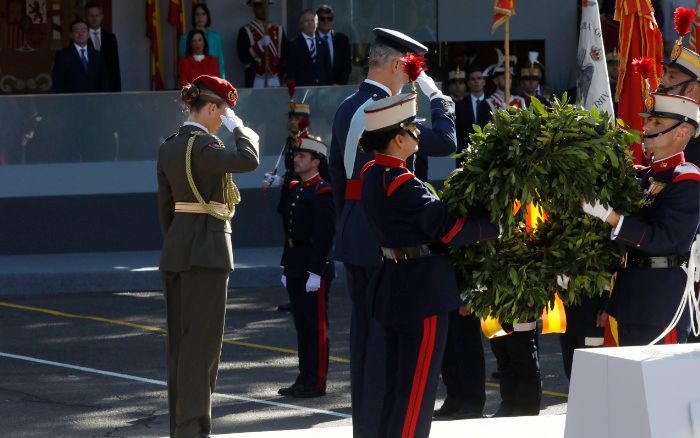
top-left (441, 96), bottom-right (646, 322)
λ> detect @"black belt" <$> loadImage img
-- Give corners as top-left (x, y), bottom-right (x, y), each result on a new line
top-left (286, 238), bottom-right (312, 249)
top-left (380, 244), bottom-right (445, 261)
top-left (626, 253), bottom-right (689, 269)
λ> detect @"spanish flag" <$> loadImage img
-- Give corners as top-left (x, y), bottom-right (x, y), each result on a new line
top-left (168, 0), bottom-right (186, 39)
top-left (690, 1), bottom-right (700, 52)
top-left (492, 0), bottom-right (515, 34)
top-left (146, 0), bottom-right (165, 90)
top-left (614, 0), bottom-right (664, 165)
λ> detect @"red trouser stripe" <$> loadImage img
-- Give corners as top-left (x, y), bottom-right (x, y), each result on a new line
top-left (402, 315), bottom-right (437, 438)
top-left (316, 279), bottom-right (328, 390)
top-left (663, 328), bottom-right (678, 344)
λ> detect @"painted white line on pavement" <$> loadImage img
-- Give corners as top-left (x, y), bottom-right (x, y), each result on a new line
top-left (0, 352), bottom-right (351, 419)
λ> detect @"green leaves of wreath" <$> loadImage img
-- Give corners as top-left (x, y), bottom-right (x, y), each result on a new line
top-left (442, 96), bottom-right (646, 322)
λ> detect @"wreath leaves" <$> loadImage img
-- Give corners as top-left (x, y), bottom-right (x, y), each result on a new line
top-left (442, 96), bottom-right (645, 322)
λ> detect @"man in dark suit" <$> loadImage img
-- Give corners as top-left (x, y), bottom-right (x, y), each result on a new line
top-left (52, 19), bottom-right (109, 94)
top-left (315, 5), bottom-right (351, 85)
top-left (286, 9), bottom-right (331, 87)
top-left (454, 67), bottom-right (490, 164)
top-left (85, 2), bottom-right (121, 92)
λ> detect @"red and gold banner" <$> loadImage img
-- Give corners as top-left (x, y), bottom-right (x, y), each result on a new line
top-left (168, 0), bottom-right (187, 39)
top-left (614, 0), bottom-right (664, 165)
top-left (491, 0), bottom-right (515, 33)
top-left (146, 0), bottom-right (165, 90)
top-left (690, 1), bottom-right (700, 52)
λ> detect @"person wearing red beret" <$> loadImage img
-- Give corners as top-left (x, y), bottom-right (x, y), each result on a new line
top-left (158, 75), bottom-right (259, 438)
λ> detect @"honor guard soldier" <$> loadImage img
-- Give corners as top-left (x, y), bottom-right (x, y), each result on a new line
top-left (582, 93), bottom-right (700, 346)
top-left (445, 66), bottom-right (467, 102)
top-left (656, 10), bottom-right (700, 167)
top-left (359, 93), bottom-right (499, 438)
top-left (277, 134), bottom-right (335, 398)
top-left (237, 0), bottom-right (286, 88)
top-left (483, 50), bottom-right (527, 112)
top-left (158, 75), bottom-right (260, 438)
top-left (516, 51), bottom-right (552, 107)
top-left (328, 28), bottom-right (457, 438)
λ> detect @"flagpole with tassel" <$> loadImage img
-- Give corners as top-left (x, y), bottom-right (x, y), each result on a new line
top-left (505, 16), bottom-right (511, 105)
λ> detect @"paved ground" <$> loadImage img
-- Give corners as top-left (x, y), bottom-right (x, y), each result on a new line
top-left (0, 281), bottom-right (569, 437)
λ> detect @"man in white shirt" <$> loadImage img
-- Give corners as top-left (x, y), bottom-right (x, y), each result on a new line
top-left (85, 2), bottom-right (120, 91)
top-left (286, 9), bottom-right (331, 86)
top-left (315, 4), bottom-right (351, 85)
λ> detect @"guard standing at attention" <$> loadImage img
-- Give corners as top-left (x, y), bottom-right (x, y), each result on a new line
top-left (359, 93), bottom-right (499, 438)
top-left (158, 75), bottom-right (260, 438)
top-left (277, 133), bottom-right (335, 398)
top-left (328, 28), bottom-right (456, 438)
top-left (582, 93), bottom-right (700, 346)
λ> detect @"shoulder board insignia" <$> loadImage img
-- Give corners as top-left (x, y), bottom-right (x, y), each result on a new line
top-left (315, 184), bottom-right (332, 195)
top-left (387, 170), bottom-right (415, 197)
top-left (206, 142), bottom-right (225, 149)
top-left (165, 132), bottom-right (178, 142)
top-left (672, 162), bottom-right (700, 183)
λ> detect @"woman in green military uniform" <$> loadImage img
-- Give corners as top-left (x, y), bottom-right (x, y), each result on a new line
top-left (157, 75), bottom-right (259, 438)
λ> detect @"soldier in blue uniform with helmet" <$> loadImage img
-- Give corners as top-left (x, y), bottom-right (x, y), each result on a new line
top-left (328, 28), bottom-right (456, 437)
top-left (656, 16), bottom-right (700, 167)
top-left (358, 93), bottom-right (499, 438)
top-left (276, 133), bottom-right (335, 398)
top-left (582, 92), bottom-right (700, 345)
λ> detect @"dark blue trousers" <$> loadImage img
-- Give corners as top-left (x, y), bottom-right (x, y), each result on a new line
top-left (287, 275), bottom-right (330, 390)
top-left (440, 311), bottom-right (485, 413)
top-left (617, 323), bottom-right (688, 346)
top-left (345, 263), bottom-right (385, 438)
top-left (380, 313), bottom-right (448, 438)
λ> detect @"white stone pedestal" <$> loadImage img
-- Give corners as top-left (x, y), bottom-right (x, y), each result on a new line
top-left (565, 343), bottom-right (700, 438)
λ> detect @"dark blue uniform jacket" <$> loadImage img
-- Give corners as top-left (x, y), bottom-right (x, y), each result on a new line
top-left (361, 153), bottom-right (499, 324)
top-left (607, 153), bottom-right (700, 329)
top-left (329, 81), bottom-right (457, 267)
top-left (279, 174), bottom-right (336, 279)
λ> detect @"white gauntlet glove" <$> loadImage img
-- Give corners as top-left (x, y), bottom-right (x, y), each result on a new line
top-left (416, 71), bottom-right (442, 100)
top-left (220, 107), bottom-right (244, 133)
top-left (256, 35), bottom-right (272, 51)
top-left (556, 274), bottom-right (570, 290)
top-left (263, 172), bottom-right (284, 188)
top-left (581, 199), bottom-right (613, 222)
top-left (281, 274), bottom-right (287, 288)
top-left (305, 273), bottom-right (321, 292)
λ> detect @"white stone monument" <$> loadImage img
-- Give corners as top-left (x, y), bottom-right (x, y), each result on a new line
top-left (565, 343), bottom-right (700, 438)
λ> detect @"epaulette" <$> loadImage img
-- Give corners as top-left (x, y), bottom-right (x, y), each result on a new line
top-left (315, 180), bottom-right (332, 195)
top-left (634, 164), bottom-right (650, 177)
top-left (360, 160), bottom-right (375, 178)
top-left (672, 162), bottom-right (700, 183)
top-left (385, 167), bottom-right (415, 197)
top-left (164, 132), bottom-right (178, 142)
top-left (289, 180), bottom-right (300, 190)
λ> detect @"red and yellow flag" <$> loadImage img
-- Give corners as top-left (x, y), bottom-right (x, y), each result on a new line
top-left (168, 0), bottom-right (187, 39)
top-left (146, 0), bottom-right (164, 90)
top-left (690, 1), bottom-right (700, 52)
top-left (614, 0), bottom-right (664, 165)
top-left (492, 0), bottom-right (515, 33)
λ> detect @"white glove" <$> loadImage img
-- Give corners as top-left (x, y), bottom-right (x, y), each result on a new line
top-left (556, 274), bottom-right (570, 290)
top-left (581, 199), bottom-right (613, 222)
top-left (256, 35), bottom-right (272, 50)
top-left (263, 172), bottom-right (284, 188)
top-left (692, 236), bottom-right (700, 282)
top-left (416, 71), bottom-right (442, 99)
top-left (305, 273), bottom-right (321, 292)
top-left (220, 107), bottom-right (244, 133)
top-left (281, 274), bottom-right (287, 288)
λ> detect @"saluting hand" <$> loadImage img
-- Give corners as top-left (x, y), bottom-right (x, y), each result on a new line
top-left (220, 107), bottom-right (244, 133)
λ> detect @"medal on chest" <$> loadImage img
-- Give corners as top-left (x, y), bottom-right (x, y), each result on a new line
top-left (642, 177), bottom-right (665, 207)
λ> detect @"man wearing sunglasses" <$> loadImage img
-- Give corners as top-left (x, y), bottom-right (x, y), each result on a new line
top-left (315, 5), bottom-right (351, 85)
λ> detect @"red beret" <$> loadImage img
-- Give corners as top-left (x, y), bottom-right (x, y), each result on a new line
top-left (193, 75), bottom-right (238, 107)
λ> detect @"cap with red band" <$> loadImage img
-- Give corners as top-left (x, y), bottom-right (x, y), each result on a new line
top-left (193, 75), bottom-right (238, 107)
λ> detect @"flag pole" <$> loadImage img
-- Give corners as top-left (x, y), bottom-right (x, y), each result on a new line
top-left (505, 16), bottom-right (511, 105)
